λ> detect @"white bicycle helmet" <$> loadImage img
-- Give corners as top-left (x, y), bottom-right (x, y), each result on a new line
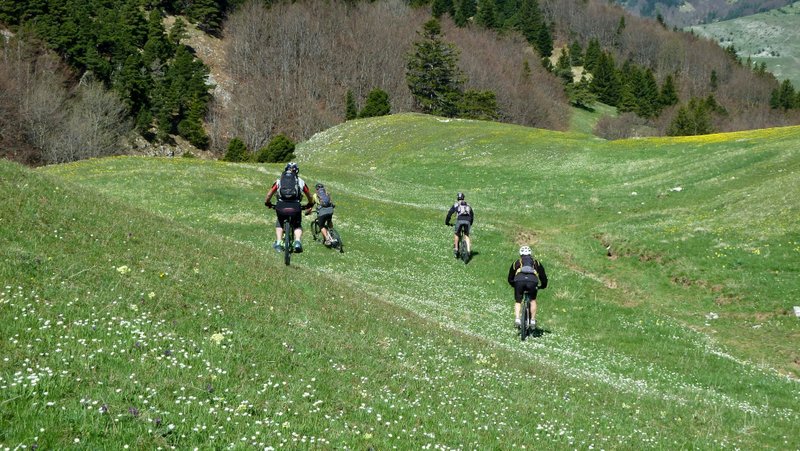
top-left (519, 245), bottom-right (532, 256)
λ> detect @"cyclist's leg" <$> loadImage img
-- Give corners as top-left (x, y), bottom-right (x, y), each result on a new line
top-left (513, 282), bottom-right (524, 326)
top-left (462, 223), bottom-right (472, 253)
top-left (529, 288), bottom-right (539, 324)
top-left (275, 216), bottom-right (284, 243)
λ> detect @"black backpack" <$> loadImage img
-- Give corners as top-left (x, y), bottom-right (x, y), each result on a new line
top-left (278, 171), bottom-right (300, 201)
top-left (514, 255), bottom-right (540, 284)
top-left (316, 187), bottom-right (332, 207)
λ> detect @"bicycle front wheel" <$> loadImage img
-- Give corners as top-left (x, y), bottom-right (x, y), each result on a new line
top-left (283, 219), bottom-right (292, 266)
top-left (520, 293), bottom-right (530, 341)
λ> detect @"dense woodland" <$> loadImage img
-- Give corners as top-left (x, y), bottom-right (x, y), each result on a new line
top-left (1, 0), bottom-right (799, 165)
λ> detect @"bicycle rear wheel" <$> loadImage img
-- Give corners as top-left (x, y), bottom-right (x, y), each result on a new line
top-left (459, 234), bottom-right (469, 264)
top-left (328, 228), bottom-right (343, 253)
top-left (520, 293), bottom-right (530, 341)
top-left (283, 219), bottom-right (292, 266)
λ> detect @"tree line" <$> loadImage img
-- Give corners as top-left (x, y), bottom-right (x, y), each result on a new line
top-left (2, 0), bottom-right (799, 165)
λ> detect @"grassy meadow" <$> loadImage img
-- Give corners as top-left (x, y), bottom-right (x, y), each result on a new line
top-left (2, 113), bottom-right (799, 448)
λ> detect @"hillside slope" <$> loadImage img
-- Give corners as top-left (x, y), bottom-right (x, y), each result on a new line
top-left (688, 2), bottom-right (800, 86)
top-left (3, 114), bottom-right (799, 447)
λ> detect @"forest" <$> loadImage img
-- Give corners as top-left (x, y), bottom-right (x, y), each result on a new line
top-left (1, 0), bottom-right (799, 164)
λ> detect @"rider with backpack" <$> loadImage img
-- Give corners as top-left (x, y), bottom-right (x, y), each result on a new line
top-left (507, 245), bottom-right (548, 329)
top-left (306, 183), bottom-right (337, 246)
top-left (264, 162), bottom-right (314, 253)
top-left (445, 192), bottom-right (474, 258)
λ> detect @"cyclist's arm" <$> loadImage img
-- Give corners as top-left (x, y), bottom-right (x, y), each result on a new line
top-left (445, 206), bottom-right (456, 225)
top-left (302, 184), bottom-right (315, 209)
top-left (537, 262), bottom-right (548, 289)
top-left (507, 262), bottom-right (518, 286)
top-left (264, 183), bottom-right (278, 206)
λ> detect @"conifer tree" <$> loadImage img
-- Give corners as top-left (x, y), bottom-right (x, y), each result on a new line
top-left (345, 90), bottom-right (358, 120)
top-left (590, 52), bottom-right (620, 106)
top-left (406, 19), bottom-right (465, 117)
top-left (710, 69), bottom-right (718, 91)
top-left (536, 22), bottom-right (553, 58)
top-left (634, 68), bottom-right (660, 118)
top-left (583, 38), bottom-right (602, 72)
top-left (457, 90), bottom-right (499, 120)
top-left (659, 74), bottom-right (679, 107)
top-left (569, 40), bottom-right (583, 66)
top-left (432, 0), bottom-right (454, 18)
top-left (257, 134), bottom-right (296, 163)
top-left (555, 48), bottom-right (573, 84)
top-left (475, 0), bottom-right (497, 29)
top-left (566, 76), bottom-right (597, 111)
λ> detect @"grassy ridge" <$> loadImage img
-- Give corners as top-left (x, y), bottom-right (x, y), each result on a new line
top-left (688, 2), bottom-right (800, 86)
top-left (3, 113), bottom-right (800, 448)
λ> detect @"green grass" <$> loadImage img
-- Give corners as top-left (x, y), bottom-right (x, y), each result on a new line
top-left (568, 102), bottom-right (618, 135)
top-left (2, 113), bottom-right (800, 448)
top-left (688, 2), bottom-right (800, 86)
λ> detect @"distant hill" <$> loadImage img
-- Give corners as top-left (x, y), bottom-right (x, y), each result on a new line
top-left (688, 2), bottom-right (800, 87)
top-left (615, 0), bottom-right (795, 27)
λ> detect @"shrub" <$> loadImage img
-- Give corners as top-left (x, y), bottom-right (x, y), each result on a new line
top-left (457, 90), bottom-right (499, 120)
top-left (359, 89), bottom-right (391, 118)
top-left (256, 134), bottom-right (296, 163)
top-left (223, 137), bottom-right (250, 162)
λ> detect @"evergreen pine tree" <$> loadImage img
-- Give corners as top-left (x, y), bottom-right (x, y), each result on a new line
top-left (555, 48), bottom-right (573, 84)
top-left (710, 69), bottom-right (718, 91)
top-left (569, 40), bottom-right (583, 66)
top-left (634, 68), bottom-right (660, 118)
top-left (566, 76), bottom-right (597, 111)
top-left (536, 22), bottom-right (553, 58)
top-left (476, 0), bottom-right (497, 29)
top-left (659, 74), bottom-right (679, 107)
top-left (432, 0), bottom-right (453, 18)
top-left (583, 38), bottom-right (602, 72)
top-left (406, 19), bottom-right (466, 117)
top-left (590, 52), bottom-right (620, 106)
top-left (345, 90), bottom-right (358, 120)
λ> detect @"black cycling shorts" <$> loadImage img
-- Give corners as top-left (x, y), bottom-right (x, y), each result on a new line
top-left (454, 220), bottom-right (471, 236)
top-left (316, 213), bottom-right (333, 230)
top-left (275, 201), bottom-right (302, 230)
top-left (514, 280), bottom-right (538, 302)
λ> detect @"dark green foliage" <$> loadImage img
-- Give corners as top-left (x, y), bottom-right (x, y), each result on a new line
top-left (432, 0), bottom-right (454, 18)
top-left (659, 74), bottom-right (679, 108)
top-left (770, 80), bottom-right (797, 110)
top-left (590, 51), bottom-right (620, 106)
top-left (555, 48), bottom-right (573, 84)
top-left (710, 69), bottom-right (718, 91)
top-left (583, 38), bottom-right (602, 72)
top-left (667, 97), bottom-right (713, 136)
top-left (633, 69), bottom-right (661, 118)
top-left (566, 77), bottom-right (597, 111)
top-left (223, 137), bottom-right (250, 162)
top-left (536, 22), bottom-right (553, 58)
top-left (569, 40), bottom-right (583, 66)
top-left (359, 89), bottom-right (391, 118)
top-left (454, 0), bottom-right (475, 26)
top-left (4, 0), bottom-right (217, 148)
top-left (345, 90), bottom-right (358, 120)
top-left (256, 134), bottom-right (296, 163)
top-left (475, 0), bottom-right (497, 29)
top-left (406, 19), bottom-right (465, 117)
top-left (457, 90), bottom-right (499, 120)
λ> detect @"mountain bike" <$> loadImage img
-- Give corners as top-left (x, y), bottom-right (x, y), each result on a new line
top-left (520, 290), bottom-right (532, 341)
top-left (456, 224), bottom-right (470, 264)
top-left (310, 211), bottom-right (343, 253)
top-left (267, 203), bottom-right (302, 265)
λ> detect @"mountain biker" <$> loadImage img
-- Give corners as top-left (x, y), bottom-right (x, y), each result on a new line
top-left (507, 245), bottom-right (548, 329)
top-left (264, 162), bottom-right (314, 253)
top-left (305, 183), bottom-right (337, 246)
top-left (445, 192), bottom-right (474, 258)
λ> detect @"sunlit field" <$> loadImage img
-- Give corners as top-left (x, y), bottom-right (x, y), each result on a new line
top-left (2, 113), bottom-right (799, 448)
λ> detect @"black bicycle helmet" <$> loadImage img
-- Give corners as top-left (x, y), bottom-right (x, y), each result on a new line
top-left (456, 192), bottom-right (465, 201)
top-left (315, 183), bottom-right (324, 190)
top-left (284, 162), bottom-right (299, 173)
